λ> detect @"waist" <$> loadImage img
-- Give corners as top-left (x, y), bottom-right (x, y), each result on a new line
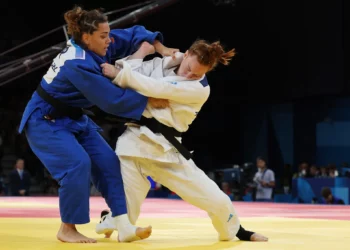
top-left (135, 117), bottom-right (182, 137)
top-left (35, 84), bottom-right (92, 120)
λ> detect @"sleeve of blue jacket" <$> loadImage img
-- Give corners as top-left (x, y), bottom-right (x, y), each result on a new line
top-left (108, 25), bottom-right (164, 59)
top-left (64, 59), bottom-right (148, 120)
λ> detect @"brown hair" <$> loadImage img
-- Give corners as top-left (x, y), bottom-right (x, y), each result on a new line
top-left (188, 40), bottom-right (235, 71)
top-left (64, 6), bottom-right (108, 46)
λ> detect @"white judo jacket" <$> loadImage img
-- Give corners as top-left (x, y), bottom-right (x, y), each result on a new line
top-left (112, 52), bottom-right (210, 163)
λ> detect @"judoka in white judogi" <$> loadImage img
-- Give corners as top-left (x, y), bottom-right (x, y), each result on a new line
top-left (96, 52), bottom-right (240, 241)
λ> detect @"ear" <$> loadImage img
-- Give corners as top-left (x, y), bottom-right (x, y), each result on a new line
top-left (184, 50), bottom-right (189, 58)
top-left (82, 33), bottom-right (90, 45)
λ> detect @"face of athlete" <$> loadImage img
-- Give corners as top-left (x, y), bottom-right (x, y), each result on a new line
top-left (82, 22), bottom-right (111, 56)
top-left (177, 51), bottom-right (210, 80)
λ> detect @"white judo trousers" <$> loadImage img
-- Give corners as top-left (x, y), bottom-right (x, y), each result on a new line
top-left (101, 53), bottom-right (240, 240)
top-left (117, 130), bottom-right (240, 241)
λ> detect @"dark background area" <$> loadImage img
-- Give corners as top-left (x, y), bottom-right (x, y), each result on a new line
top-left (0, 0), bottom-right (346, 174)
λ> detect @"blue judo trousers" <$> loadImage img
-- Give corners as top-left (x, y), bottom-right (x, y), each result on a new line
top-left (25, 111), bottom-right (122, 224)
top-left (18, 25), bottom-right (163, 224)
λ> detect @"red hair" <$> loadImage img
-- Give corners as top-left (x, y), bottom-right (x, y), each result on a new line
top-left (188, 40), bottom-right (235, 71)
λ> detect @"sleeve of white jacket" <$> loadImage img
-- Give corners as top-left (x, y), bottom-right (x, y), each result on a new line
top-left (119, 57), bottom-right (162, 77)
top-left (113, 61), bottom-right (209, 104)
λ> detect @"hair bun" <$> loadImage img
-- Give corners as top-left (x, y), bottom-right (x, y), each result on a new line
top-left (64, 6), bottom-right (86, 35)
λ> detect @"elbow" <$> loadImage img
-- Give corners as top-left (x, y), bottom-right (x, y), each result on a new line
top-left (99, 101), bottom-right (122, 115)
top-left (97, 91), bottom-right (148, 120)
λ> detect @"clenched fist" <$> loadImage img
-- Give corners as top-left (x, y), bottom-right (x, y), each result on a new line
top-left (101, 63), bottom-right (121, 79)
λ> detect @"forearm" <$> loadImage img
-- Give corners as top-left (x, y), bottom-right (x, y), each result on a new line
top-left (153, 40), bottom-right (166, 55)
top-left (263, 182), bottom-right (275, 187)
top-left (114, 62), bottom-right (208, 103)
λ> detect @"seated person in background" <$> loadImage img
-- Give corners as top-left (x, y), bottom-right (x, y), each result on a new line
top-left (320, 187), bottom-right (345, 205)
top-left (9, 158), bottom-right (31, 196)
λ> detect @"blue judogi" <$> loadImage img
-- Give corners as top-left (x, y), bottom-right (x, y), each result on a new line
top-left (18, 25), bottom-right (163, 224)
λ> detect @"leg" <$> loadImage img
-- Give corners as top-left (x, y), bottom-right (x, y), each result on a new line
top-left (25, 118), bottom-right (95, 243)
top-left (148, 158), bottom-right (268, 242)
top-left (236, 225), bottom-right (268, 241)
top-left (96, 156), bottom-right (151, 238)
top-left (120, 156), bottom-right (151, 225)
top-left (78, 130), bottom-right (151, 242)
top-left (144, 158), bottom-right (240, 241)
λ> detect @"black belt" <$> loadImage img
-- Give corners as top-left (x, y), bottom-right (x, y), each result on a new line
top-left (136, 117), bottom-right (193, 160)
top-left (36, 84), bottom-right (87, 120)
top-left (36, 84), bottom-right (193, 160)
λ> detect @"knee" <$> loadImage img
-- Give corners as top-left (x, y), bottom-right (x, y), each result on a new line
top-left (96, 150), bottom-right (120, 176)
top-left (64, 154), bottom-right (91, 184)
top-left (214, 193), bottom-right (233, 209)
top-left (105, 149), bottom-right (118, 164)
top-left (100, 149), bottom-right (119, 167)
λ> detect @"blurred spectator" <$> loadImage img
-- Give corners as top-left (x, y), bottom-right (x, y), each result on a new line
top-left (294, 162), bottom-right (311, 178)
top-left (319, 166), bottom-right (328, 177)
top-left (253, 156), bottom-right (275, 201)
top-left (320, 187), bottom-right (344, 205)
top-left (221, 181), bottom-right (234, 200)
top-left (309, 165), bottom-right (319, 178)
top-left (328, 164), bottom-right (338, 178)
top-left (8, 158), bottom-right (31, 196)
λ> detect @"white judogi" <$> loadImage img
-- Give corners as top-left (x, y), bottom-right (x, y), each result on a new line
top-left (98, 53), bottom-right (240, 241)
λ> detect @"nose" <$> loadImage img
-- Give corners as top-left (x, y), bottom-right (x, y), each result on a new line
top-left (106, 37), bottom-right (111, 44)
top-left (186, 73), bottom-right (200, 80)
top-left (186, 73), bottom-right (195, 79)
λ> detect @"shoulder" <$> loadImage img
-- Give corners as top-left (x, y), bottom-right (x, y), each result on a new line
top-left (60, 40), bottom-right (86, 61)
top-left (199, 75), bottom-right (209, 87)
top-left (58, 40), bottom-right (96, 71)
top-left (267, 169), bottom-right (275, 175)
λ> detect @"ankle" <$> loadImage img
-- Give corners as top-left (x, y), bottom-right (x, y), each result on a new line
top-left (112, 214), bottom-right (135, 231)
top-left (61, 223), bottom-right (76, 230)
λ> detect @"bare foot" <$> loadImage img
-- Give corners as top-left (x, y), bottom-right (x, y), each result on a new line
top-left (136, 226), bottom-right (152, 239)
top-left (57, 223), bottom-right (97, 243)
top-left (118, 225), bottom-right (152, 242)
top-left (104, 230), bottom-right (113, 239)
top-left (250, 233), bottom-right (268, 241)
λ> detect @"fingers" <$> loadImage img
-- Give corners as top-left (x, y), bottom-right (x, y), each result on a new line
top-left (171, 49), bottom-right (180, 59)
